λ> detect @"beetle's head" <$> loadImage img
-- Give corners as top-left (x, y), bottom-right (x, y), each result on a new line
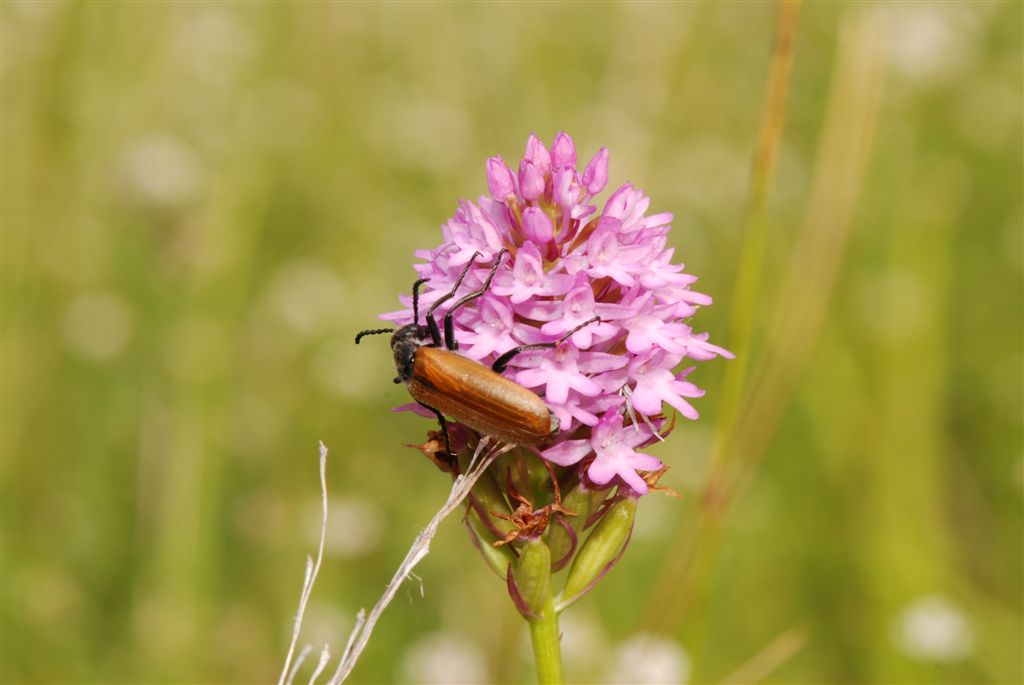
top-left (354, 323), bottom-right (429, 384)
top-left (355, 276), bottom-right (434, 383)
top-left (390, 323), bottom-right (430, 383)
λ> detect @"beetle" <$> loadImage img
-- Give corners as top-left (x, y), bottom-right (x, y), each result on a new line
top-left (355, 249), bottom-right (598, 456)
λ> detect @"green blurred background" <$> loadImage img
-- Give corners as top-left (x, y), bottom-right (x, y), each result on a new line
top-left (3, 2), bottom-right (1021, 684)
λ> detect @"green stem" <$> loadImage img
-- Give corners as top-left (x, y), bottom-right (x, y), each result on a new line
top-left (528, 592), bottom-right (563, 685)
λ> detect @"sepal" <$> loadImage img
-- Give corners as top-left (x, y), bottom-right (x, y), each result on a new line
top-left (557, 496), bottom-right (636, 612)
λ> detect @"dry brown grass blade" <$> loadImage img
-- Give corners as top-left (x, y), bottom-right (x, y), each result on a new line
top-left (640, 6), bottom-right (886, 638)
top-left (718, 627), bottom-right (807, 685)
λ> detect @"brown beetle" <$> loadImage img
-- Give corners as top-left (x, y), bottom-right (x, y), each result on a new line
top-left (356, 250), bottom-right (598, 454)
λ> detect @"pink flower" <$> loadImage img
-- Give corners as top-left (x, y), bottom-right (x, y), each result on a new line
top-left (381, 131), bottom-right (730, 495)
top-left (543, 411), bottom-right (663, 495)
top-left (457, 296), bottom-right (520, 361)
top-left (513, 347), bottom-right (626, 406)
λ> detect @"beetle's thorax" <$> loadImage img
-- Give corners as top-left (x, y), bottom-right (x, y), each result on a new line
top-left (391, 323), bottom-right (430, 382)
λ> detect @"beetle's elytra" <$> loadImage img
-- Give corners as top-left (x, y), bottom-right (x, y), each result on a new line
top-left (405, 348), bottom-right (557, 446)
top-left (355, 249), bottom-right (598, 454)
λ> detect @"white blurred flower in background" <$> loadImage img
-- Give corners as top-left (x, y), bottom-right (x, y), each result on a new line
top-left (608, 633), bottom-right (691, 685)
top-left (303, 496), bottom-right (384, 559)
top-left (400, 631), bottom-right (489, 685)
top-left (891, 594), bottom-right (975, 662)
top-left (119, 133), bottom-right (204, 208)
top-left (63, 291), bottom-right (134, 362)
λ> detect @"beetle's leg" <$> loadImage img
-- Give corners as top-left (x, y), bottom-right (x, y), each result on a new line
top-left (442, 248), bottom-right (508, 350)
top-left (417, 401), bottom-right (454, 459)
top-left (411, 277), bottom-right (430, 325)
top-left (425, 252), bottom-right (481, 348)
top-left (491, 316), bottom-right (601, 373)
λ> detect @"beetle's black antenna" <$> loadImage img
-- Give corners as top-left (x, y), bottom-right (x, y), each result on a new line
top-left (442, 248), bottom-right (508, 350)
top-left (411, 278), bottom-right (430, 324)
top-left (490, 316), bottom-right (601, 373)
top-left (424, 251), bottom-right (481, 347)
top-left (354, 328), bottom-right (395, 344)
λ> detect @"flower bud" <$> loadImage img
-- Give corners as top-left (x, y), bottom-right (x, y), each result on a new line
top-left (524, 133), bottom-right (551, 177)
top-left (559, 497), bottom-right (636, 611)
top-left (552, 168), bottom-right (580, 210)
top-left (486, 155), bottom-right (516, 202)
top-left (522, 206), bottom-right (554, 244)
top-left (550, 131), bottom-right (577, 171)
top-left (518, 160), bottom-right (545, 201)
top-left (510, 537), bottom-right (552, 620)
top-left (581, 147), bottom-right (609, 195)
top-left (465, 508), bottom-right (515, 578)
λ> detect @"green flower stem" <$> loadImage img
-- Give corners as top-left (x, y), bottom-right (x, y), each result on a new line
top-left (528, 591), bottom-right (563, 685)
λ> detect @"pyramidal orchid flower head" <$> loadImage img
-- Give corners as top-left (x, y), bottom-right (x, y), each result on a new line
top-left (381, 131), bottom-right (733, 498)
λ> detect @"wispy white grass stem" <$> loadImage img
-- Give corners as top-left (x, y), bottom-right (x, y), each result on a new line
top-left (328, 439), bottom-right (514, 684)
top-left (278, 439), bottom-right (514, 684)
top-left (307, 645), bottom-right (331, 685)
top-left (279, 442), bottom-right (330, 685)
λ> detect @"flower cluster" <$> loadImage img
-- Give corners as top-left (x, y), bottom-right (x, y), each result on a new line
top-left (382, 132), bottom-right (732, 496)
